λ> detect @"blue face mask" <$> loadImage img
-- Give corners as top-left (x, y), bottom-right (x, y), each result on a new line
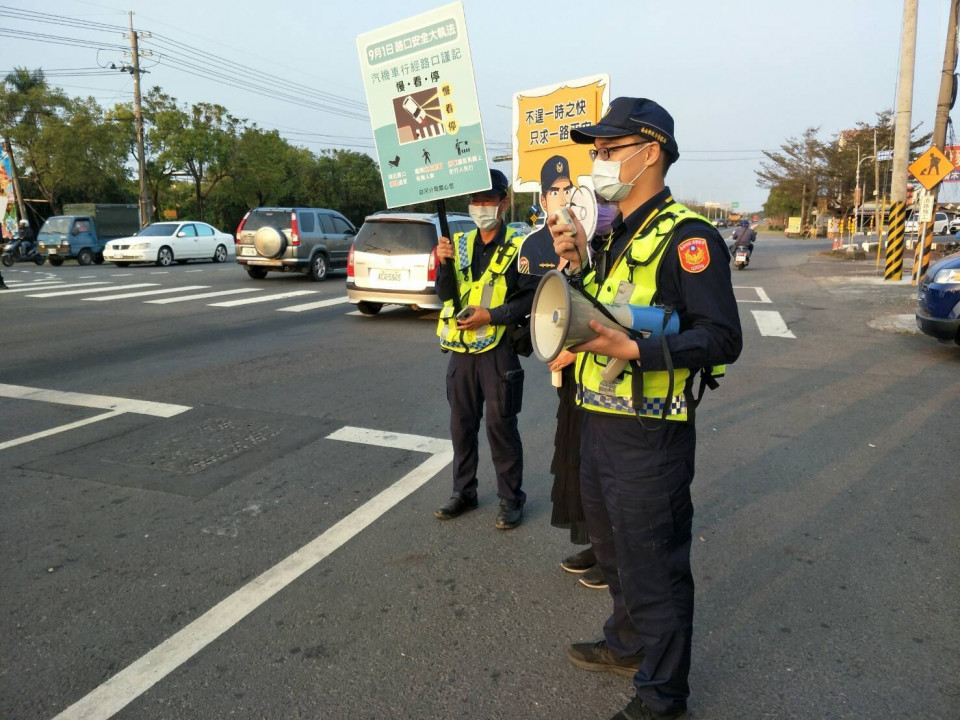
top-left (596, 203), bottom-right (618, 235)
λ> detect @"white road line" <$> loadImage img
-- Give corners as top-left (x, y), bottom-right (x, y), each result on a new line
top-left (145, 288), bottom-right (261, 304)
top-left (209, 290), bottom-right (317, 307)
top-left (751, 310), bottom-right (796, 338)
top-left (27, 284), bottom-right (158, 298)
top-left (733, 286), bottom-right (773, 303)
top-left (185, 269), bottom-right (205, 273)
top-left (50, 426), bottom-right (452, 720)
top-left (0, 384), bottom-right (191, 417)
top-left (78, 275), bottom-right (96, 279)
top-left (5, 282), bottom-right (107, 293)
top-left (327, 425), bottom-right (451, 454)
top-left (84, 286), bottom-right (210, 302)
top-left (149, 271), bottom-right (169, 275)
top-left (0, 410), bottom-right (123, 451)
top-left (110, 273), bottom-right (133, 277)
top-left (276, 296), bottom-right (350, 313)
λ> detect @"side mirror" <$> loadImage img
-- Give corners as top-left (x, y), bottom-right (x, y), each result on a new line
top-left (71, 227), bottom-right (79, 235)
top-left (346, 227), bottom-right (357, 235)
top-left (177, 231), bottom-right (186, 237)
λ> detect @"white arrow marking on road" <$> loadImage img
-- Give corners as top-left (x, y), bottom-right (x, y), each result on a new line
top-left (49, 426), bottom-right (452, 720)
top-left (0, 383), bottom-right (191, 417)
top-left (751, 310), bottom-right (796, 338)
top-left (276, 296), bottom-right (350, 312)
top-left (83, 286), bottom-right (210, 301)
top-left (733, 285), bottom-right (772, 303)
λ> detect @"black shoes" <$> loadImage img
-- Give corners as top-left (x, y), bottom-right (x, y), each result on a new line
top-left (610, 697), bottom-right (688, 720)
top-left (494, 499), bottom-right (523, 530)
top-left (560, 548), bottom-right (596, 573)
top-left (434, 493), bottom-right (478, 520)
top-left (578, 565), bottom-right (608, 590)
top-left (566, 640), bottom-right (642, 678)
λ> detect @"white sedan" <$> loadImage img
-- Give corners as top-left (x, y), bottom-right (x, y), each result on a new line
top-left (103, 221), bottom-right (235, 267)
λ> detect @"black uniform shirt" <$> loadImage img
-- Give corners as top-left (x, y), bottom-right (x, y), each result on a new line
top-left (590, 187), bottom-right (742, 372)
top-left (436, 221), bottom-right (538, 326)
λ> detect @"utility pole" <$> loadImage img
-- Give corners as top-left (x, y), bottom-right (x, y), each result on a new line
top-left (126, 11), bottom-right (150, 228)
top-left (885, 0), bottom-right (918, 281)
top-left (916, 0), bottom-right (959, 282)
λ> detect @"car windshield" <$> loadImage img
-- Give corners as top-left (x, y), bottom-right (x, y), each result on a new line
top-left (41, 217), bottom-right (72, 234)
top-left (244, 210), bottom-right (290, 232)
top-left (355, 220), bottom-right (437, 254)
top-left (137, 224), bottom-right (178, 237)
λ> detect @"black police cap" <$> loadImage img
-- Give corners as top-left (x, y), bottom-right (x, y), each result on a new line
top-left (571, 97), bottom-right (680, 163)
top-left (487, 168), bottom-right (510, 196)
top-left (540, 155), bottom-right (571, 191)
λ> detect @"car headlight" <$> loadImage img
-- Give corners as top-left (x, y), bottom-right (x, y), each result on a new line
top-left (131, 242), bottom-right (151, 250)
top-left (933, 268), bottom-right (960, 284)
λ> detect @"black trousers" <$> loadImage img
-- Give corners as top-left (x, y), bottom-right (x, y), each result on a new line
top-left (580, 412), bottom-right (696, 715)
top-left (445, 341), bottom-right (525, 504)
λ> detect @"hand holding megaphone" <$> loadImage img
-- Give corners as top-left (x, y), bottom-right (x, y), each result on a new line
top-left (548, 209), bottom-right (587, 269)
top-left (568, 320), bottom-right (639, 360)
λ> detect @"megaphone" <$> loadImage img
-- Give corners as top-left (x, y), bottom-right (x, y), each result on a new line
top-left (531, 270), bottom-right (680, 380)
top-left (567, 186), bottom-right (598, 240)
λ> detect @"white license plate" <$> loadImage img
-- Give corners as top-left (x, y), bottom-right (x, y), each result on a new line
top-left (374, 269), bottom-right (408, 282)
top-left (48, 248), bottom-right (57, 254)
top-left (241, 247), bottom-right (257, 257)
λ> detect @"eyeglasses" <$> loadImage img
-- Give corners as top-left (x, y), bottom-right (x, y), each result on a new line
top-left (589, 141), bottom-right (652, 162)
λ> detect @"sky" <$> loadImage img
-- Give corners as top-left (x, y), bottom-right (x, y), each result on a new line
top-left (1, 0), bottom-right (956, 211)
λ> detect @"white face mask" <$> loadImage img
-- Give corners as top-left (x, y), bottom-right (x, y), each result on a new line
top-left (591, 144), bottom-right (654, 202)
top-left (468, 203), bottom-right (501, 231)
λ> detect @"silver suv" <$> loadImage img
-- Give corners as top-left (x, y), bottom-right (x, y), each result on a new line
top-left (235, 207), bottom-right (357, 281)
top-left (346, 212), bottom-right (475, 316)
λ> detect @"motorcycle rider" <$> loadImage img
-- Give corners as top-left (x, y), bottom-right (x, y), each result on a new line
top-left (16, 219), bottom-right (35, 256)
top-left (731, 219), bottom-right (756, 258)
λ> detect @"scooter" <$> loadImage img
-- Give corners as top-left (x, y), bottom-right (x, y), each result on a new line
top-left (732, 244), bottom-right (751, 270)
top-left (1, 235), bottom-right (46, 267)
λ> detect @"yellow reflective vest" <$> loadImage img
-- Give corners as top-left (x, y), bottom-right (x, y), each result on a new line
top-left (436, 226), bottom-right (524, 354)
top-left (576, 201), bottom-right (725, 421)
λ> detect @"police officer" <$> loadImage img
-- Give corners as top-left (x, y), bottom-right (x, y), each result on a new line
top-left (434, 169), bottom-right (539, 529)
top-left (517, 155), bottom-right (574, 275)
top-left (550, 98), bottom-right (742, 720)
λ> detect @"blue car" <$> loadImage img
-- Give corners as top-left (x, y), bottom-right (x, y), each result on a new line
top-left (916, 251), bottom-right (960, 345)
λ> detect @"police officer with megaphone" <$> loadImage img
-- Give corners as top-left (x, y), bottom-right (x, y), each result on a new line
top-left (549, 97), bottom-right (742, 720)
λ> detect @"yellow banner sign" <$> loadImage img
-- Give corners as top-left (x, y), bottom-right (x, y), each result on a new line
top-left (511, 75), bottom-right (609, 192)
top-left (787, 217), bottom-right (802, 234)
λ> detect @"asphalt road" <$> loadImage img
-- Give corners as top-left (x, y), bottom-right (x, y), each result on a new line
top-left (1, 239), bottom-right (957, 720)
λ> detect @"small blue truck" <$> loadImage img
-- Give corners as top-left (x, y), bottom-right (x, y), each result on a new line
top-left (38, 204), bottom-right (141, 266)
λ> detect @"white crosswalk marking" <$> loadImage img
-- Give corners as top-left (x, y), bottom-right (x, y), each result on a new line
top-left (277, 296), bottom-right (350, 313)
top-left (4, 282), bottom-right (70, 291)
top-left (209, 290), bottom-right (317, 307)
top-left (27, 284), bottom-right (159, 298)
top-left (84, 286), bottom-right (210, 301)
top-left (8, 281), bottom-right (109, 293)
top-left (751, 310), bottom-right (795, 338)
top-left (145, 288), bottom-right (261, 304)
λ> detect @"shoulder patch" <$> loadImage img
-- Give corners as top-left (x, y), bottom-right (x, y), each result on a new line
top-left (518, 255), bottom-right (530, 274)
top-left (677, 237), bottom-right (710, 273)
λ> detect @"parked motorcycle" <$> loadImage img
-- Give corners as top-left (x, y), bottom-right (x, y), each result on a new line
top-left (2, 235), bottom-right (46, 267)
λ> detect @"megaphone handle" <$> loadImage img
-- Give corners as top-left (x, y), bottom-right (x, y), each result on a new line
top-left (551, 370), bottom-right (562, 387)
top-left (600, 358), bottom-right (628, 383)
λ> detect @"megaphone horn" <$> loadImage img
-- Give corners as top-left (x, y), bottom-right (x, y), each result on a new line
top-left (530, 270), bottom-right (680, 365)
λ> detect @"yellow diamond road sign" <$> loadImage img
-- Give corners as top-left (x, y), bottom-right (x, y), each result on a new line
top-left (909, 146), bottom-right (955, 191)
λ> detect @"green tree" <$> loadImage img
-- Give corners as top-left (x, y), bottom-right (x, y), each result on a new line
top-left (163, 102), bottom-right (241, 221)
top-left (306, 149), bottom-right (384, 226)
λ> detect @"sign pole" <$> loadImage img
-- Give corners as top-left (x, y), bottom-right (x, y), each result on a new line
top-left (434, 198), bottom-right (460, 313)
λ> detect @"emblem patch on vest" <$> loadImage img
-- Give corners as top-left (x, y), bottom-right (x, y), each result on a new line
top-left (678, 237), bottom-right (710, 273)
